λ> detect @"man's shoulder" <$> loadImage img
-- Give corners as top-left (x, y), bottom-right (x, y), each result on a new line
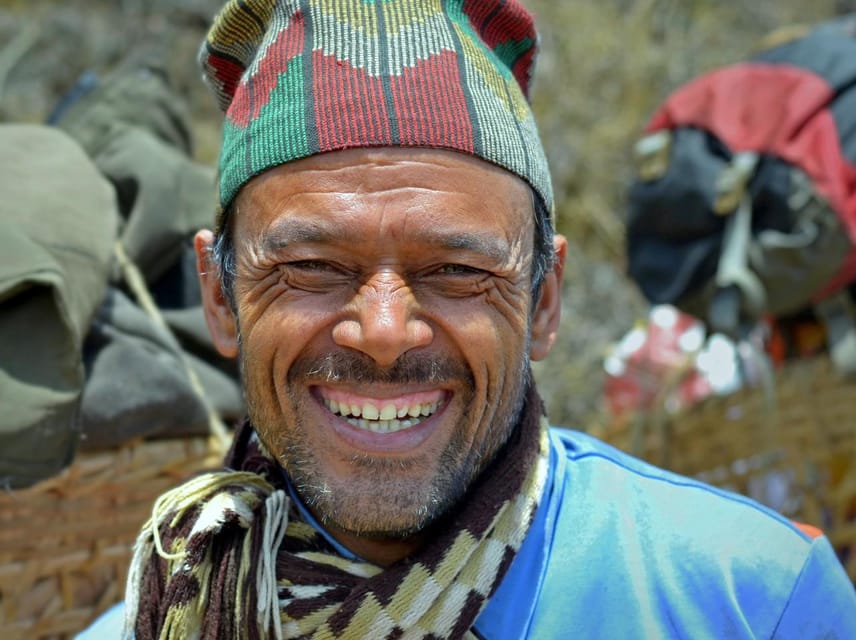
top-left (532, 426), bottom-right (855, 637)
top-left (545, 424), bottom-right (817, 554)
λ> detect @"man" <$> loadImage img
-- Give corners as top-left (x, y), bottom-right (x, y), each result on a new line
top-left (81, 1), bottom-right (855, 638)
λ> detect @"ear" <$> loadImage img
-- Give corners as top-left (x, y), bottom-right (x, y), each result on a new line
top-left (195, 229), bottom-right (239, 358)
top-left (529, 234), bottom-right (567, 361)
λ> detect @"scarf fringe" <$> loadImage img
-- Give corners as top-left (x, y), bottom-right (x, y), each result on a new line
top-left (123, 471), bottom-right (284, 640)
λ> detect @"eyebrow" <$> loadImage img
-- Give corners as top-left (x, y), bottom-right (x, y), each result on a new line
top-left (262, 220), bottom-right (511, 263)
top-left (262, 221), bottom-right (335, 252)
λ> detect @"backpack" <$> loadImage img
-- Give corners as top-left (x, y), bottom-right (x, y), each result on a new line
top-left (625, 14), bottom-right (856, 373)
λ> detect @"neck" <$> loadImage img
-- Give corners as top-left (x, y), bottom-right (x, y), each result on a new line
top-left (323, 524), bottom-right (427, 567)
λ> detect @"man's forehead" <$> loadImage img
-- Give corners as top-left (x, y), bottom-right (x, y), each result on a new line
top-left (242, 146), bottom-right (533, 191)
top-left (259, 215), bottom-right (523, 262)
top-left (235, 147), bottom-right (535, 220)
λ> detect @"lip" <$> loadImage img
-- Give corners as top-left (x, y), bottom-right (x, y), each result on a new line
top-left (310, 386), bottom-right (451, 454)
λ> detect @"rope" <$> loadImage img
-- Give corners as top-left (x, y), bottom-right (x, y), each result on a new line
top-left (113, 241), bottom-right (232, 451)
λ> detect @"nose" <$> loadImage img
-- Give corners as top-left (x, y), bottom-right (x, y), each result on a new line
top-left (332, 270), bottom-right (433, 367)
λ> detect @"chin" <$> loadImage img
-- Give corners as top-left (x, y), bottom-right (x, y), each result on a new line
top-left (299, 461), bottom-right (470, 538)
top-left (326, 512), bottom-right (430, 541)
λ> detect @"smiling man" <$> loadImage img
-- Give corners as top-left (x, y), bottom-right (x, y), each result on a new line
top-left (106, 1), bottom-right (856, 639)
top-left (202, 146), bottom-right (557, 570)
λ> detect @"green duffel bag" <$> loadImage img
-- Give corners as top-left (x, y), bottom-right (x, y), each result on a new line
top-left (0, 124), bottom-right (118, 489)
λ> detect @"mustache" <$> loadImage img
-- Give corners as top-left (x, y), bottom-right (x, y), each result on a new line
top-left (287, 351), bottom-right (473, 387)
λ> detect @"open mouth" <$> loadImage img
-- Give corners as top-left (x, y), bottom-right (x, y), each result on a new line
top-left (320, 394), bottom-right (445, 434)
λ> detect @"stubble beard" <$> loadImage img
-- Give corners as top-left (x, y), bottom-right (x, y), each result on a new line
top-left (242, 349), bottom-right (530, 540)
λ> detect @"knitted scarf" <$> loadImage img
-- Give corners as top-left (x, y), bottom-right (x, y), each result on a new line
top-left (123, 385), bottom-right (550, 640)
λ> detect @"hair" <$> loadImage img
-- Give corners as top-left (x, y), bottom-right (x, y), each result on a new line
top-left (211, 186), bottom-right (555, 314)
top-left (530, 192), bottom-right (556, 304)
top-left (212, 204), bottom-right (238, 313)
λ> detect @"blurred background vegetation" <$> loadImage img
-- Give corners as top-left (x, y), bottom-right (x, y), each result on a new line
top-left (1, 0), bottom-right (852, 431)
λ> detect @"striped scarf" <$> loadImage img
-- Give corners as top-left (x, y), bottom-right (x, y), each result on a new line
top-left (123, 385), bottom-right (549, 639)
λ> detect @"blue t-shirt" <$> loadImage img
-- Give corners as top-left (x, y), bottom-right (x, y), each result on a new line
top-left (77, 428), bottom-right (856, 639)
top-left (476, 428), bottom-right (856, 638)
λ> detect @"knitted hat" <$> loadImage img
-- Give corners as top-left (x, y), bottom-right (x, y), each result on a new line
top-left (199, 0), bottom-right (553, 219)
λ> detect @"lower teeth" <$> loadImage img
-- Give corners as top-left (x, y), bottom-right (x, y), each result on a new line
top-left (344, 417), bottom-right (420, 432)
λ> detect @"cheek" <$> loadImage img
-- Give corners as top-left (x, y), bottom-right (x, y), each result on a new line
top-left (236, 298), bottom-right (335, 402)
top-left (454, 283), bottom-right (531, 355)
top-left (485, 275), bottom-right (531, 322)
top-left (434, 287), bottom-right (531, 396)
top-left (238, 279), bottom-right (338, 344)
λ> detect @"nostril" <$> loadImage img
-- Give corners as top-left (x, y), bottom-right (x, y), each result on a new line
top-left (331, 315), bottom-right (433, 366)
top-left (407, 317), bottom-right (434, 348)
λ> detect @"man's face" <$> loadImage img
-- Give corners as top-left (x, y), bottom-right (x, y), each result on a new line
top-left (198, 147), bottom-right (563, 540)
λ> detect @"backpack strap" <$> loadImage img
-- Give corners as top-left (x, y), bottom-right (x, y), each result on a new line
top-left (814, 290), bottom-right (856, 375)
top-left (709, 152), bottom-right (765, 337)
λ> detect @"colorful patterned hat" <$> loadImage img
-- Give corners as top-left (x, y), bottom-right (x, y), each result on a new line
top-left (200, 0), bottom-right (553, 218)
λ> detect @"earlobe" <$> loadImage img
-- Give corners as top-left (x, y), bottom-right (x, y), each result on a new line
top-left (195, 229), bottom-right (239, 358)
top-left (529, 235), bottom-right (567, 361)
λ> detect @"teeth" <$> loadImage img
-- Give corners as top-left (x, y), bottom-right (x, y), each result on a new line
top-left (324, 396), bottom-right (443, 433)
top-left (346, 417), bottom-right (418, 433)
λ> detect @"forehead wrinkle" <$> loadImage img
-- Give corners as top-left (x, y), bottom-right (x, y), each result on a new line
top-left (261, 215), bottom-right (515, 263)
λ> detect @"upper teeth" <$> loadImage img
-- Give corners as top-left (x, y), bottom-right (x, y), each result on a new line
top-left (322, 398), bottom-right (441, 433)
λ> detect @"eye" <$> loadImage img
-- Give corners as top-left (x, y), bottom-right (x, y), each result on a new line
top-left (287, 260), bottom-right (338, 272)
top-left (417, 262), bottom-right (492, 299)
top-left (276, 259), bottom-right (353, 293)
top-left (436, 263), bottom-right (484, 276)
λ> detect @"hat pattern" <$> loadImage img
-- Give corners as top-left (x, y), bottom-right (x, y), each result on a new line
top-left (200, 0), bottom-right (553, 213)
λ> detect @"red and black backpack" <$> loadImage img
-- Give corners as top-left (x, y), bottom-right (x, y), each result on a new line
top-left (625, 14), bottom-right (856, 371)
